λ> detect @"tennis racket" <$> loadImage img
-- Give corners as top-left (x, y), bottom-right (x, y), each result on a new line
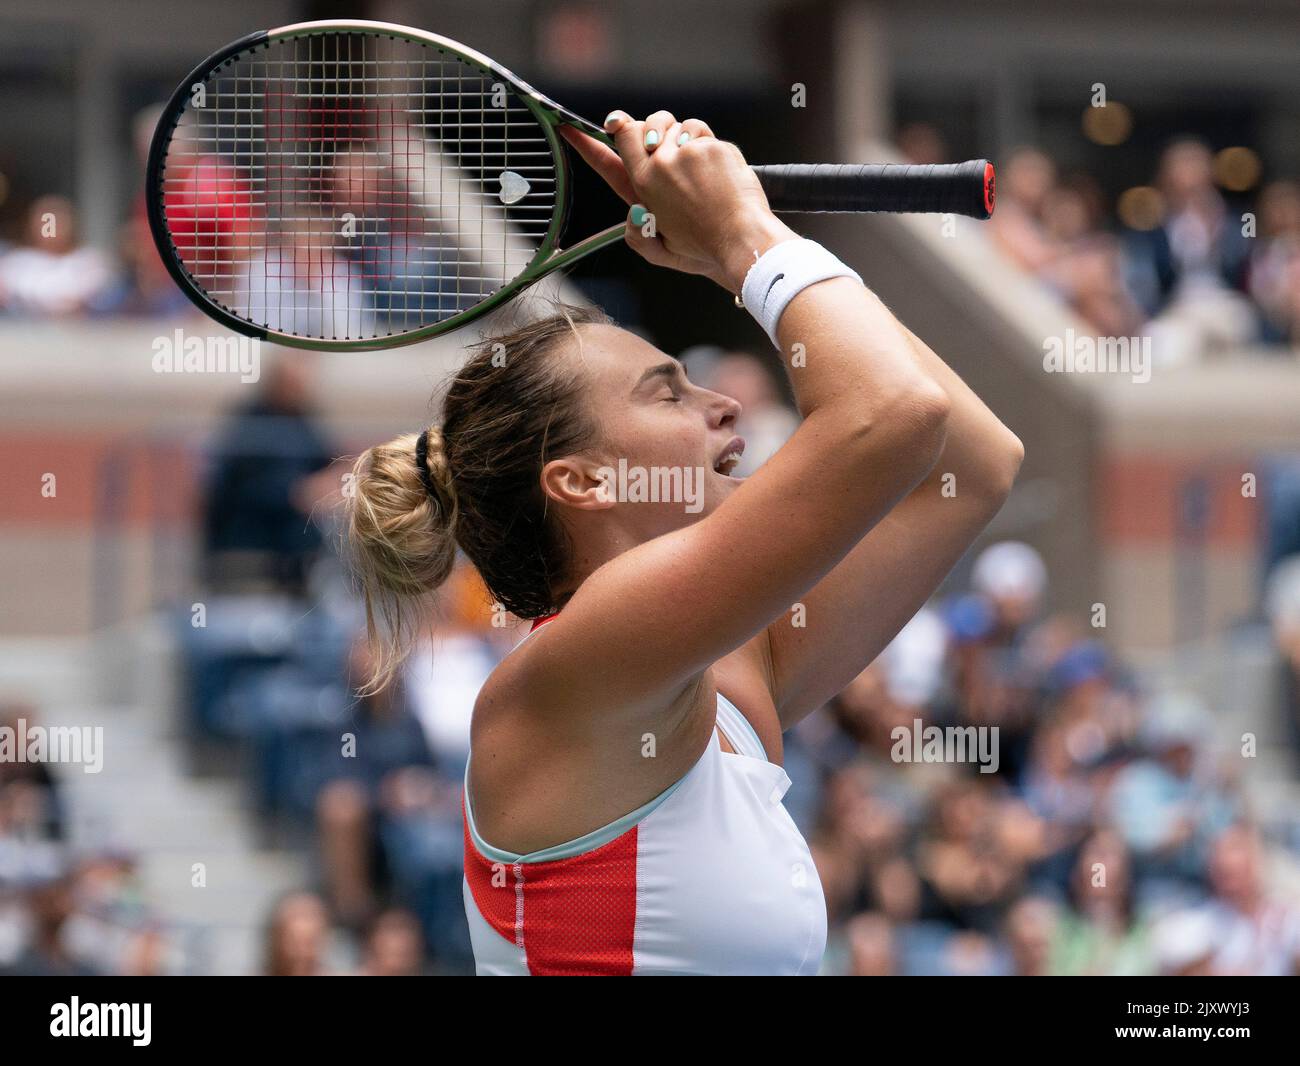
top-left (147, 19), bottom-right (996, 351)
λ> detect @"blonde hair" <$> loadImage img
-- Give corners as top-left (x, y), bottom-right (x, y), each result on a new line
top-left (345, 304), bottom-right (607, 694)
top-left (346, 427), bottom-right (458, 694)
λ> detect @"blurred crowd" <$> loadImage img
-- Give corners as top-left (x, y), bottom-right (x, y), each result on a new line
top-left (0, 102), bottom-right (516, 333)
top-left (0, 700), bottom-right (184, 976)
top-left (980, 137), bottom-right (1300, 360)
top-left (898, 121), bottom-right (1300, 360)
top-left (800, 541), bottom-right (1300, 975)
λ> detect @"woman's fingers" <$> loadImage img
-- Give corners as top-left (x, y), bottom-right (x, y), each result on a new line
top-left (674, 118), bottom-right (715, 146)
top-left (624, 207), bottom-right (672, 265)
top-left (605, 110), bottom-right (649, 174)
top-left (640, 110), bottom-right (677, 153)
top-left (598, 109), bottom-right (769, 288)
top-left (624, 203), bottom-right (722, 284)
top-left (558, 125), bottom-right (636, 204)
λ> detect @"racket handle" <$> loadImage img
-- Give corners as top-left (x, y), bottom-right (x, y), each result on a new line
top-left (751, 160), bottom-right (995, 219)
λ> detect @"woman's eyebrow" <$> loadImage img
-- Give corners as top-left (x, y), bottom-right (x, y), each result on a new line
top-left (633, 361), bottom-right (683, 390)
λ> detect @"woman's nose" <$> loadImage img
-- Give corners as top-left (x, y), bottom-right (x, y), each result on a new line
top-left (709, 390), bottom-right (742, 426)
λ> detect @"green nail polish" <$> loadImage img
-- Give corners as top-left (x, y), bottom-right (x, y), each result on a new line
top-left (644, 129), bottom-right (660, 148)
top-left (677, 131), bottom-right (692, 146)
top-left (630, 205), bottom-right (648, 226)
top-left (604, 112), bottom-right (622, 129)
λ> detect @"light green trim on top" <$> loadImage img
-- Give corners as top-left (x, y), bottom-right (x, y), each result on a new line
top-left (464, 756), bottom-right (689, 865)
top-left (716, 693), bottom-right (768, 761)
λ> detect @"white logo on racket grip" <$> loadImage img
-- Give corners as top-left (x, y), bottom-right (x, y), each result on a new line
top-left (498, 171), bottom-right (530, 205)
top-left (152, 329), bottom-right (260, 383)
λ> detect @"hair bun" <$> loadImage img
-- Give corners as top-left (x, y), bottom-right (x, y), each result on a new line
top-left (416, 426), bottom-right (457, 519)
top-left (345, 429), bottom-right (461, 693)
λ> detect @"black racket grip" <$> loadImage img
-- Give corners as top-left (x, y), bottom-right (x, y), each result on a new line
top-left (751, 160), bottom-right (995, 219)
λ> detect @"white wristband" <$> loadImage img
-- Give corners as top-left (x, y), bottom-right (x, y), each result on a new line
top-left (740, 238), bottom-right (862, 349)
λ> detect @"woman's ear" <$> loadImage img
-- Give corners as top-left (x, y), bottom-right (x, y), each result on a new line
top-left (540, 457), bottom-right (618, 512)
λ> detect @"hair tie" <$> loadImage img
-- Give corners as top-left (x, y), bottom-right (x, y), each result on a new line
top-left (414, 428), bottom-right (440, 499)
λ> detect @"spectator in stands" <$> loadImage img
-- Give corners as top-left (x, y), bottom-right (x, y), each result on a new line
top-left (945, 542), bottom-right (1050, 781)
top-left (1052, 828), bottom-right (1153, 975)
top-left (971, 541), bottom-right (1047, 646)
top-left (1150, 907), bottom-right (1217, 975)
top-left (1057, 234), bottom-right (1148, 339)
top-left (68, 850), bottom-right (173, 976)
top-left (1020, 717), bottom-right (1099, 858)
top-left (89, 103), bottom-right (202, 319)
top-left (999, 896), bottom-right (1058, 976)
top-left (1, 868), bottom-right (100, 976)
top-left (1264, 555), bottom-right (1300, 758)
top-left (201, 352), bottom-right (339, 593)
top-left (356, 908), bottom-right (426, 976)
top-left (990, 147), bottom-right (1061, 274)
top-left (263, 891), bottom-right (334, 976)
top-left (91, 214), bottom-right (194, 318)
top-left (1181, 823), bottom-right (1300, 975)
top-left (316, 636), bottom-right (434, 928)
top-left (0, 196), bottom-right (111, 315)
top-left (326, 145), bottom-right (448, 331)
top-left (1106, 692), bottom-right (1237, 890)
top-left (0, 702), bottom-right (64, 840)
top-left (1245, 180), bottom-right (1300, 344)
top-left (1125, 139), bottom-right (1256, 361)
top-left (236, 222), bottom-right (375, 340)
top-left (1044, 640), bottom-right (1136, 776)
top-left (844, 911), bottom-right (898, 975)
top-left (1041, 176), bottom-right (1103, 247)
top-left (915, 779), bottom-right (1024, 934)
top-left (896, 122), bottom-right (948, 167)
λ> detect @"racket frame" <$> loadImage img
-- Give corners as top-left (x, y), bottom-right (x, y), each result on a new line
top-left (147, 19), bottom-right (621, 351)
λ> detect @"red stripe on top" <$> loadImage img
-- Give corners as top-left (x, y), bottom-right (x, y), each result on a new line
top-left (463, 808), bottom-right (640, 975)
top-left (529, 612), bottom-right (559, 632)
top-left (462, 809), bottom-right (519, 947)
top-left (516, 827), bottom-right (639, 975)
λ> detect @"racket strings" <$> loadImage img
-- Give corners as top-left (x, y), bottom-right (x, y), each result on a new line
top-left (158, 31), bottom-right (558, 341)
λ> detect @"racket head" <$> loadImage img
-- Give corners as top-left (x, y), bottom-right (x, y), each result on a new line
top-left (146, 20), bottom-right (587, 350)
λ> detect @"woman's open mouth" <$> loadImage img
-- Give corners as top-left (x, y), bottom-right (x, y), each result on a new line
top-left (713, 436), bottom-right (746, 476)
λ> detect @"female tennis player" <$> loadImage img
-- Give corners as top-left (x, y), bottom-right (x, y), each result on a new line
top-left (346, 111), bottom-right (1024, 975)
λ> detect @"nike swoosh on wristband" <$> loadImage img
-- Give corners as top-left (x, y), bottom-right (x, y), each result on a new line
top-left (762, 273), bottom-right (786, 311)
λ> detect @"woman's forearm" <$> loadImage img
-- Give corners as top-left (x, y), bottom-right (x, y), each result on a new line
top-left (774, 277), bottom-right (948, 428)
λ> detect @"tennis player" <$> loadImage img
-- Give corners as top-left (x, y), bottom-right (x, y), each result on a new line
top-left (346, 111), bottom-right (1024, 975)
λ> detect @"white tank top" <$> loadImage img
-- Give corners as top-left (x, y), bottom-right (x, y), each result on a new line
top-left (462, 624), bottom-right (827, 975)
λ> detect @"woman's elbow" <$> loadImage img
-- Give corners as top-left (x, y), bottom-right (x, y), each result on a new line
top-left (981, 428), bottom-right (1025, 503)
top-left (837, 378), bottom-right (951, 485)
top-left (902, 379), bottom-right (953, 472)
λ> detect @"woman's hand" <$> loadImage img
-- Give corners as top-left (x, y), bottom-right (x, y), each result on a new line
top-left (559, 112), bottom-right (795, 294)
